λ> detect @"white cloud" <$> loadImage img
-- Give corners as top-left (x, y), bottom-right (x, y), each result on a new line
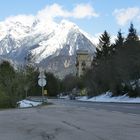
top-left (37, 3), bottom-right (99, 20)
top-left (113, 7), bottom-right (140, 26)
top-left (37, 3), bottom-right (70, 20)
top-left (72, 4), bottom-right (99, 18)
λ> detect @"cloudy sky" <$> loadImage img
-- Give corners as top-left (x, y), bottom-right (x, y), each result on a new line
top-left (0, 0), bottom-right (140, 37)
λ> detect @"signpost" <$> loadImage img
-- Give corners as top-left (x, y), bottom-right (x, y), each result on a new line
top-left (38, 68), bottom-right (47, 102)
top-left (38, 78), bottom-right (46, 87)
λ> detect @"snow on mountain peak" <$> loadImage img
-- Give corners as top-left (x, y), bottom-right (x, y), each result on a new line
top-left (30, 20), bottom-right (79, 63)
top-left (60, 19), bottom-right (77, 29)
top-left (0, 16), bottom-right (96, 77)
top-left (4, 15), bottom-right (35, 27)
top-left (29, 19), bottom-right (85, 63)
top-left (0, 15), bottom-right (35, 41)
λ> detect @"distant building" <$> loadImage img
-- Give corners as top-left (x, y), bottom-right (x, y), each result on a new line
top-left (76, 50), bottom-right (93, 77)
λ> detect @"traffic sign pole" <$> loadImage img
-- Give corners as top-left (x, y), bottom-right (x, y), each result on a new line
top-left (38, 68), bottom-right (47, 102)
top-left (42, 86), bottom-right (44, 102)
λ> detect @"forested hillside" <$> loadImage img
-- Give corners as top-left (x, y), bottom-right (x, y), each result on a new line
top-left (83, 23), bottom-right (140, 97)
top-left (0, 62), bottom-right (61, 108)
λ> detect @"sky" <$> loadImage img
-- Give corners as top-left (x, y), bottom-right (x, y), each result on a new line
top-left (0, 0), bottom-right (140, 37)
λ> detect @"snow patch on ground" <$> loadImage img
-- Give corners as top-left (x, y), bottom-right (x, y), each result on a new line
top-left (59, 95), bottom-right (69, 99)
top-left (77, 92), bottom-right (140, 103)
top-left (17, 99), bottom-right (42, 108)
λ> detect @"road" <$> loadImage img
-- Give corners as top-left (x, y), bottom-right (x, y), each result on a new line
top-left (0, 99), bottom-right (140, 140)
top-left (51, 99), bottom-right (140, 114)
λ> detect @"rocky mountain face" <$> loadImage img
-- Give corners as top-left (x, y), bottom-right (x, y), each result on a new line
top-left (0, 17), bottom-right (96, 78)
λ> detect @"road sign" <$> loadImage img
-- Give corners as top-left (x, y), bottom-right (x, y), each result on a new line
top-left (38, 72), bottom-right (46, 79)
top-left (44, 90), bottom-right (47, 95)
top-left (38, 68), bottom-right (47, 102)
top-left (38, 78), bottom-right (46, 87)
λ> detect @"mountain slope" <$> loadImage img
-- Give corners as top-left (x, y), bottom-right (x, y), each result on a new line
top-left (0, 17), bottom-right (96, 77)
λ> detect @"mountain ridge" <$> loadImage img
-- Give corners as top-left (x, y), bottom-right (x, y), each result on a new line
top-left (0, 17), bottom-right (96, 77)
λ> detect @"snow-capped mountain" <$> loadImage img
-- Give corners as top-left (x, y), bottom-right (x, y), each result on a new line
top-left (0, 16), bottom-right (96, 78)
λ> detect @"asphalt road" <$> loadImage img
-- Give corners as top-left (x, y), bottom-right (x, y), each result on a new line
top-left (0, 99), bottom-right (140, 140)
top-left (51, 99), bottom-right (140, 114)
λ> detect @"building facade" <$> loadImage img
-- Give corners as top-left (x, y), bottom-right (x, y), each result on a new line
top-left (76, 50), bottom-right (93, 77)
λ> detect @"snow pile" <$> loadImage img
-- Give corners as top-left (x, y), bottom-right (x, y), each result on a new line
top-left (77, 92), bottom-right (140, 103)
top-left (59, 95), bottom-right (69, 99)
top-left (76, 96), bottom-right (88, 101)
top-left (17, 99), bottom-right (42, 108)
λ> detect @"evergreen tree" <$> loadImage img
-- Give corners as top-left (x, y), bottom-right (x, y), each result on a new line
top-left (24, 65), bottom-right (40, 96)
top-left (115, 29), bottom-right (124, 47)
top-left (95, 48), bottom-right (102, 59)
top-left (44, 72), bottom-right (60, 96)
top-left (97, 30), bottom-right (111, 57)
top-left (0, 61), bottom-right (17, 107)
top-left (126, 23), bottom-right (139, 43)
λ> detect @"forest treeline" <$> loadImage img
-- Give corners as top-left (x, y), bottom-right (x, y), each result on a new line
top-left (83, 23), bottom-right (140, 97)
top-left (0, 62), bottom-right (62, 108)
top-left (61, 23), bottom-right (140, 98)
